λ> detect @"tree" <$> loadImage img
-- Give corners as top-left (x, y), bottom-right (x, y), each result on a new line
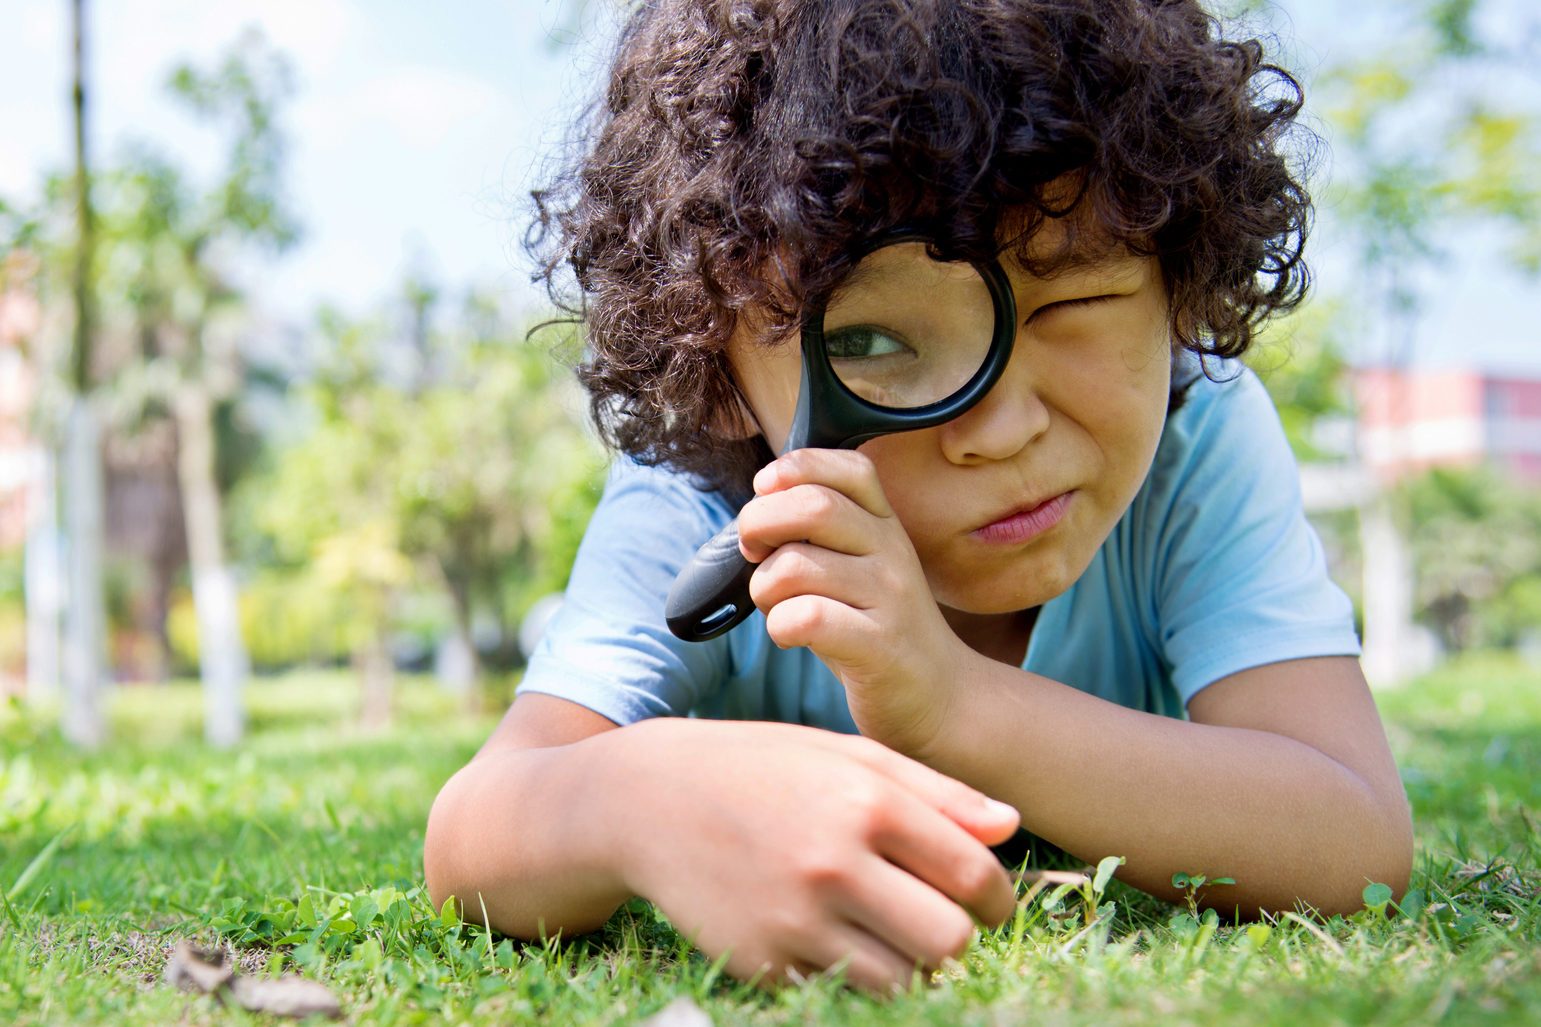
top-left (1396, 466), bottom-right (1541, 651)
top-left (246, 294), bottom-right (601, 721)
top-left (62, 0), bottom-right (106, 747)
top-left (1319, 0), bottom-right (1541, 366)
top-left (1291, 0), bottom-right (1541, 676)
top-left (8, 28), bottom-right (301, 743)
top-left (86, 33), bottom-right (299, 744)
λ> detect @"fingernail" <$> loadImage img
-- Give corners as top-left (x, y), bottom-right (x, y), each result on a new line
top-left (985, 798), bottom-right (1017, 818)
top-left (753, 464), bottom-right (774, 493)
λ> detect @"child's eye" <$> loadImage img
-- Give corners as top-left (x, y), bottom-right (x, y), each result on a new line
top-left (824, 326), bottom-right (913, 360)
top-left (1027, 294), bottom-right (1116, 323)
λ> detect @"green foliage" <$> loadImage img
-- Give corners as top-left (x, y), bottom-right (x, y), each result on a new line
top-left (1319, 0), bottom-right (1541, 323)
top-left (0, 197), bottom-right (40, 257)
top-left (165, 31), bottom-right (301, 251)
top-left (166, 573), bottom-right (358, 672)
top-left (1395, 465), bottom-right (1541, 650)
top-left (238, 295), bottom-right (603, 677)
top-left (0, 549), bottom-right (24, 677)
top-left (1245, 297), bottom-right (1355, 462)
top-left (23, 30), bottom-right (300, 389)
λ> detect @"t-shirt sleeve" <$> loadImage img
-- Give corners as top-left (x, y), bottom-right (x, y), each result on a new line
top-left (514, 459), bottom-right (733, 724)
top-left (1153, 367), bottom-right (1362, 706)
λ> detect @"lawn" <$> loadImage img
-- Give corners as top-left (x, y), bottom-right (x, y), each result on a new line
top-left (1, 653), bottom-right (1537, 1024)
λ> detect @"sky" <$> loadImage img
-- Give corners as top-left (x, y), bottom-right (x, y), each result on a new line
top-left (3, 0), bottom-right (1540, 374)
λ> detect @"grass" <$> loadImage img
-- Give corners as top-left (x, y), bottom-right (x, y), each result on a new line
top-left (1, 653), bottom-right (1538, 1024)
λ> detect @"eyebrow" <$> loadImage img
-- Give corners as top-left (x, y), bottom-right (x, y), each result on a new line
top-left (1005, 248), bottom-right (1149, 296)
top-left (1008, 231), bottom-right (1142, 273)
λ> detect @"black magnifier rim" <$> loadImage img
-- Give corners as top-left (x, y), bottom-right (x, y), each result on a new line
top-left (796, 230), bottom-right (1018, 451)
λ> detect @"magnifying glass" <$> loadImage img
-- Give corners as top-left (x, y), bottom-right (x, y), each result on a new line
top-left (665, 231), bottom-right (1018, 642)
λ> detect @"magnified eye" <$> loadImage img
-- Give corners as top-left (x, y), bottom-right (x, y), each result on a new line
top-left (824, 326), bottom-right (912, 360)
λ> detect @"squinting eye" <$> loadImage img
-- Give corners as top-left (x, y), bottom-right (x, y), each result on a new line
top-left (1028, 295), bottom-right (1114, 324)
top-left (824, 326), bottom-right (911, 360)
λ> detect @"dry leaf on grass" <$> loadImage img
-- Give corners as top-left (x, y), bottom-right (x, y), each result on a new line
top-left (164, 942), bottom-right (234, 994)
top-left (229, 974), bottom-right (345, 1019)
top-left (165, 941), bottom-right (342, 1020)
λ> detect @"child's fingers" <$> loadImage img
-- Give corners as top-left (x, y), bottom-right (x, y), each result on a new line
top-left (841, 736), bottom-right (1022, 848)
top-left (762, 593), bottom-right (883, 659)
top-left (737, 483), bottom-right (889, 563)
top-left (749, 543), bottom-right (886, 614)
top-left (833, 858), bottom-right (979, 971)
top-left (796, 921), bottom-right (920, 996)
top-left (866, 791), bottom-right (1019, 929)
top-left (754, 449), bottom-right (893, 519)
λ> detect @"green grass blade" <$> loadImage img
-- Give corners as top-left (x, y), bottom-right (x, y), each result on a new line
top-left (6, 826), bottom-right (74, 903)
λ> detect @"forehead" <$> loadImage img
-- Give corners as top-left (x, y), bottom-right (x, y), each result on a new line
top-left (997, 208), bottom-right (1140, 284)
top-left (829, 220), bottom-right (1145, 306)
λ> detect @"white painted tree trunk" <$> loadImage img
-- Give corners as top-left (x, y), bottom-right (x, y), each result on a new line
top-left (358, 625), bottom-right (394, 730)
top-left (174, 383), bottom-right (247, 746)
top-left (61, 398), bottom-right (105, 747)
top-left (1360, 490), bottom-right (1416, 687)
top-left (24, 445), bottom-right (63, 704)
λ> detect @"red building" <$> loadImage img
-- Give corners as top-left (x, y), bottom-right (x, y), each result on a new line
top-left (1355, 367), bottom-right (1541, 483)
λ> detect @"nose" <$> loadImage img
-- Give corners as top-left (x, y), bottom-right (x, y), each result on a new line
top-left (935, 343), bottom-right (1050, 464)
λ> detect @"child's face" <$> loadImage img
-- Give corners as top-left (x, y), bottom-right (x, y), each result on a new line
top-left (727, 221), bottom-right (1172, 615)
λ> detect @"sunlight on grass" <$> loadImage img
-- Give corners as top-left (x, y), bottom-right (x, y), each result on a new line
top-left (1, 658), bottom-right (1538, 1024)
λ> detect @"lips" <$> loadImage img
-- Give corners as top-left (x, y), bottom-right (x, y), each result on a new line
top-left (970, 491), bottom-right (1073, 545)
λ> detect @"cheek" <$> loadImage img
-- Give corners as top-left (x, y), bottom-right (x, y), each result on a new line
top-left (1058, 321), bottom-right (1170, 469)
top-left (857, 434), bottom-right (943, 535)
top-left (1110, 343), bottom-right (1170, 451)
top-left (728, 340), bottom-right (802, 451)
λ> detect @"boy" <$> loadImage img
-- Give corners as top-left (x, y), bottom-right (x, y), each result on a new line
top-left (425, 0), bottom-right (1413, 994)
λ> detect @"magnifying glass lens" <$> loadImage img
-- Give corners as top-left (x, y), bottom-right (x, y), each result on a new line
top-left (821, 242), bottom-right (997, 409)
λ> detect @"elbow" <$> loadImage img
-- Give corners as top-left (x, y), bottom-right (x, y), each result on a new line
top-left (421, 750), bottom-right (623, 942)
top-left (422, 766), bottom-right (470, 917)
top-left (1374, 796), bottom-right (1416, 902)
top-left (1298, 794), bottom-right (1416, 919)
top-left (421, 764), bottom-right (526, 935)
top-left (1224, 795), bottom-right (1415, 922)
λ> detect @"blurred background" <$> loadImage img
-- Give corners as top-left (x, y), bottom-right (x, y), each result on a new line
top-left (1, 0), bottom-right (1538, 748)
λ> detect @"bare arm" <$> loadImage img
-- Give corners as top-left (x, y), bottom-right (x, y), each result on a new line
top-left (424, 693), bottom-right (631, 938)
top-left (423, 692), bottom-right (1022, 993)
top-left (914, 654), bottom-right (1414, 917)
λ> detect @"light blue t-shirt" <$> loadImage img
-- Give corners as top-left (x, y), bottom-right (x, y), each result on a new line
top-left (518, 360), bottom-right (1361, 728)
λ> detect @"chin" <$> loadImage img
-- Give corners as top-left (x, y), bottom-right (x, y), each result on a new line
top-left (934, 550), bottom-right (1083, 613)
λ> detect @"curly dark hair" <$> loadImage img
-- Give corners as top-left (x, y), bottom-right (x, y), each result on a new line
top-left (529, 0), bottom-right (1314, 499)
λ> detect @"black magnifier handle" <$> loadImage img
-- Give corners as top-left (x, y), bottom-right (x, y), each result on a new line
top-left (665, 355), bottom-right (830, 642)
top-left (664, 517), bottom-right (758, 642)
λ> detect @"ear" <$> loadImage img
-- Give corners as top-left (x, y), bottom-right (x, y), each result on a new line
top-left (707, 390), bottom-right (762, 440)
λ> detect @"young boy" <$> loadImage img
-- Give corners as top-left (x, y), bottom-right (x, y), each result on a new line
top-left (425, 0), bottom-right (1413, 994)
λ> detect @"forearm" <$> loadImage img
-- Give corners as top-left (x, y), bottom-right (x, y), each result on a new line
top-left (424, 733), bottom-right (635, 939)
top-left (919, 661), bottom-right (1413, 917)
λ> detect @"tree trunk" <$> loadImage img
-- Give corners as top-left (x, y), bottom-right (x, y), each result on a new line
top-left (174, 381), bottom-right (247, 746)
top-left (1359, 489), bottom-right (1416, 687)
top-left (60, 0), bottom-right (106, 747)
top-left (438, 568), bottom-right (480, 711)
top-left (61, 399), bottom-right (105, 747)
top-left (357, 621), bottom-right (394, 730)
top-left (24, 445), bottom-right (63, 704)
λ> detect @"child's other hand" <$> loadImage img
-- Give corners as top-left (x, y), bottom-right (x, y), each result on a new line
top-left (739, 448), bottom-right (969, 755)
top-left (611, 718), bottom-right (1019, 994)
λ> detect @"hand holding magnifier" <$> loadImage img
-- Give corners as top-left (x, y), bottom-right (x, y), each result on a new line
top-left (665, 232), bottom-right (1017, 641)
